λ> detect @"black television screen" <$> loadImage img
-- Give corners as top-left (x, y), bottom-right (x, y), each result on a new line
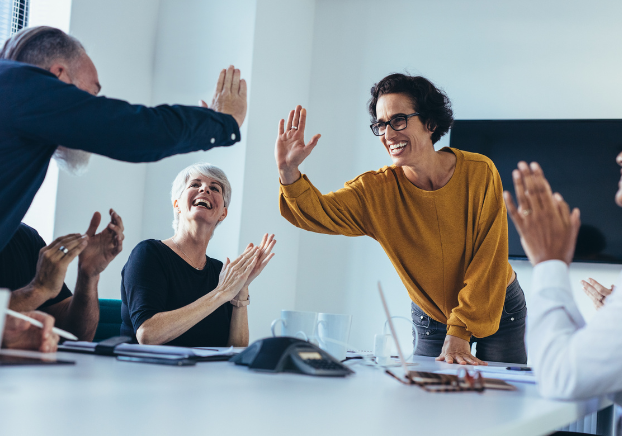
top-left (449, 119), bottom-right (622, 264)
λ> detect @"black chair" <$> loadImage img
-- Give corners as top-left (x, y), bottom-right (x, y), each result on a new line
top-left (93, 299), bottom-right (122, 342)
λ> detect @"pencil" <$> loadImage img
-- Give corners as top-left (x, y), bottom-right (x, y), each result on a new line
top-left (6, 308), bottom-right (79, 341)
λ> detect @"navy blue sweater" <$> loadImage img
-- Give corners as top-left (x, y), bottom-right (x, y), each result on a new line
top-left (0, 60), bottom-right (241, 251)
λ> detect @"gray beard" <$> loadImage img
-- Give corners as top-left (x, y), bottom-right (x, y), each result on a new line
top-left (53, 146), bottom-right (92, 176)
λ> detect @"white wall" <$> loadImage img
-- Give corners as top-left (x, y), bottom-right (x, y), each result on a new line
top-left (239, 0), bottom-right (317, 340)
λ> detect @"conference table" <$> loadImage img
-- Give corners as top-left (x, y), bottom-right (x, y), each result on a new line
top-left (0, 348), bottom-right (614, 436)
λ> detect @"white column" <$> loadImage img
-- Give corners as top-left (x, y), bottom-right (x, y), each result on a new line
top-left (239, 0), bottom-right (317, 341)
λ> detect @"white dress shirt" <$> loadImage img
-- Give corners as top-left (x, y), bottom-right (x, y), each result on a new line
top-left (529, 260), bottom-right (622, 405)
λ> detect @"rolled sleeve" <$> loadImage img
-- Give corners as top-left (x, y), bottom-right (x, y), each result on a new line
top-left (447, 325), bottom-right (471, 342)
top-left (279, 174), bottom-right (312, 198)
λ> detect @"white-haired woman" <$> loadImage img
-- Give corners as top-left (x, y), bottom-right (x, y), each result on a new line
top-left (120, 163), bottom-right (276, 347)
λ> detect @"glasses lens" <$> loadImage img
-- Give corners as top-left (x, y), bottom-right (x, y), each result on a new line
top-left (390, 116), bottom-right (407, 131)
top-left (371, 122), bottom-right (384, 136)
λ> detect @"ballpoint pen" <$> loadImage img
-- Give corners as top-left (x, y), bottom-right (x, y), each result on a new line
top-left (6, 308), bottom-right (79, 341)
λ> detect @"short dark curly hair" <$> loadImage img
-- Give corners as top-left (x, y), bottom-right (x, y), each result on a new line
top-left (368, 73), bottom-right (453, 145)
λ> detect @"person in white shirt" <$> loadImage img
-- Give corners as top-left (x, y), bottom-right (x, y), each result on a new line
top-left (503, 158), bottom-right (622, 411)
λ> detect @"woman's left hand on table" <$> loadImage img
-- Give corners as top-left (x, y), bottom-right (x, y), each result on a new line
top-left (436, 335), bottom-right (488, 366)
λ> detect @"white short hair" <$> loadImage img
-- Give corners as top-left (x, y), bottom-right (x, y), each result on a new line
top-left (171, 162), bottom-right (231, 232)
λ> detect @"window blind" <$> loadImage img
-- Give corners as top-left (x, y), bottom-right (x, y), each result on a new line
top-left (0, 0), bottom-right (29, 45)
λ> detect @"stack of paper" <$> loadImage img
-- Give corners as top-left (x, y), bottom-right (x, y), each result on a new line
top-left (435, 366), bottom-right (535, 384)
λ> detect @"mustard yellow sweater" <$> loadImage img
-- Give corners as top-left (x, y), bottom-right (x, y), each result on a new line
top-left (279, 148), bottom-right (514, 341)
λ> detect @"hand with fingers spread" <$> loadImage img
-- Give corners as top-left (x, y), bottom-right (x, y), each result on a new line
top-left (275, 105), bottom-right (322, 185)
top-left (503, 161), bottom-right (581, 266)
top-left (216, 246), bottom-right (260, 301)
top-left (581, 278), bottom-right (614, 309)
top-left (2, 311), bottom-right (59, 353)
top-left (30, 233), bottom-right (89, 299)
top-left (436, 335), bottom-right (488, 366)
top-left (203, 65), bottom-right (247, 128)
top-left (78, 209), bottom-right (125, 278)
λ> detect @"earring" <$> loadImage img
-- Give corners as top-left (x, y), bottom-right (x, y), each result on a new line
top-left (177, 208), bottom-right (181, 214)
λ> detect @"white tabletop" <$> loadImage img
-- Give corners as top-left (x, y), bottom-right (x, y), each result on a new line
top-left (0, 350), bottom-right (611, 436)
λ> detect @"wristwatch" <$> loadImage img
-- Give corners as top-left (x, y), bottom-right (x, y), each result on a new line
top-left (230, 295), bottom-right (250, 307)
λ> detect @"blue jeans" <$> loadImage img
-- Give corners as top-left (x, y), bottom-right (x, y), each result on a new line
top-left (411, 276), bottom-right (527, 364)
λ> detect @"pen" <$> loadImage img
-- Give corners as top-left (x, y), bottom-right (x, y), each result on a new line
top-left (6, 309), bottom-right (78, 341)
top-left (506, 366), bottom-right (532, 371)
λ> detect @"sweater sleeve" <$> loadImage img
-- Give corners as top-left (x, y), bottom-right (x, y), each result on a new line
top-left (279, 174), bottom-right (369, 237)
top-left (446, 167), bottom-right (510, 341)
top-left (8, 64), bottom-right (240, 162)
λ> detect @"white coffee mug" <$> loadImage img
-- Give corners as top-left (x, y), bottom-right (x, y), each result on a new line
top-left (271, 310), bottom-right (318, 342)
top-left (0, 289), bottom-right (10, 347)
top-left (316, 312), bottom-right (352, 361)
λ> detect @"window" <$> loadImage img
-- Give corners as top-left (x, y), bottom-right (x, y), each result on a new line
top-left (0, 0), bottom-right (29, 44)
top-left (10, 0), bottom-right (28, 34)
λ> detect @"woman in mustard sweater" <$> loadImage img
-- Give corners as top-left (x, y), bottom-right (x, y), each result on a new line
top-left (275, 73), bottom-right (526, 365)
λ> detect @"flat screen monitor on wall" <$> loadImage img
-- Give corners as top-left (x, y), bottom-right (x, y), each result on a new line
top-left (449, 119), bottom-right (622, 264)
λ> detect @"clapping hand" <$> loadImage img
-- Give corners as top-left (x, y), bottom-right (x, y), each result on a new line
top-left (202, 65), bottom-right (247, 128)
top-left (78, 209), bottom-right (124, 278)
top-left (503, 162), bottom-right (581, 266)
top-left (581, 278), bottom-right (614, 309)
top-left (217, 247), bottom-right (260, 300)
top-left (31, 233), bottom-right (88, 299)
top-left (275, 105), bottom-right (321, 185)
top-left (242, 234), bottom-right (276, 288)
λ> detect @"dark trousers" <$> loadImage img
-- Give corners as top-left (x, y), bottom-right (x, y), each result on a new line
top-left (411, 276), bottom-right (528, 364)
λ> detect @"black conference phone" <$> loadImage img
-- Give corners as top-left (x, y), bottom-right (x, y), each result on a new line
top-left (230, 337), bottom-right (354, 377)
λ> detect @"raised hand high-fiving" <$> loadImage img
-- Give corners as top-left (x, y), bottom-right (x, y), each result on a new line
top-left (201, 65), bottom-right (247, 128)
top-left (275, 105), bottom-right (321, 185)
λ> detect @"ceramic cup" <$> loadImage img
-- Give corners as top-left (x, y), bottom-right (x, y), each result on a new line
top-left (316, 312), bottom-right (352, 361)
top-left (270, 310), bottom-right (318, 342)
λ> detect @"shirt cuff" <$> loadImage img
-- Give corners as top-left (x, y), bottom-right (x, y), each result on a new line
top-left (220, 113), bottom-right (241, 146)
top-left (532, 260), bottom-right (571, 295)
top-left (279, 174), bottom-right (310, 198)
top-left (447, 325), bottom-right (472, 342)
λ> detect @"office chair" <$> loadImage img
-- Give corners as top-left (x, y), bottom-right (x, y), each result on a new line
top-left (93, 299), bottom-right (122, 342)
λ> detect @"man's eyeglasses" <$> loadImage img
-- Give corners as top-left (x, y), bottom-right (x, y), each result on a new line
top-left (370, 113), bottom-right (420, 136)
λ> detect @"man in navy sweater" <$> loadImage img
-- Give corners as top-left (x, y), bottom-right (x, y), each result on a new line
top-left (0, 25), bottom-right (247, 252)
top-left (0, 26), bottom-right (246, 348)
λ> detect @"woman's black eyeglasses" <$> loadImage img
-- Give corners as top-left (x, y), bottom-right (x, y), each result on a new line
top-left (370, 113), bottom-right (420, 136)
